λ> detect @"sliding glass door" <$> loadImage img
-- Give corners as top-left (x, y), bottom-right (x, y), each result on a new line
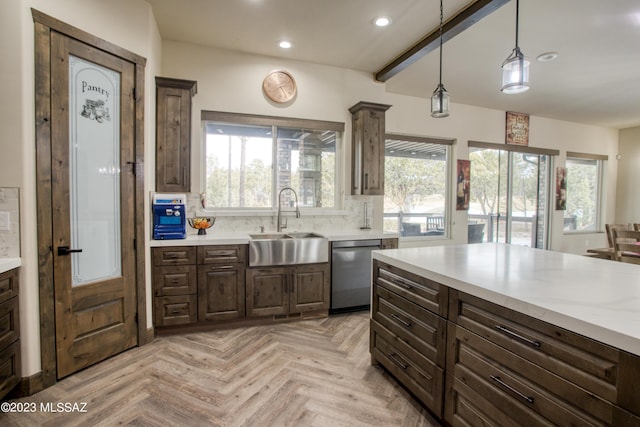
top-left (468, 142), bottom-right (555, 248)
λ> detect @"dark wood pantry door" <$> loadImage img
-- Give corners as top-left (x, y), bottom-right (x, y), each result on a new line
top-left (50, 31), bottom-right (137, 378)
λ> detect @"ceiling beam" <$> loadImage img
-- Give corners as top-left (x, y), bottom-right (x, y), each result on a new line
top-left (374, 0), bottom-right (510, 82)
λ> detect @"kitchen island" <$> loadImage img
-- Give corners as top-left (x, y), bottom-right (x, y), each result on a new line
top-left (371, 243), bottom-right (640, 426)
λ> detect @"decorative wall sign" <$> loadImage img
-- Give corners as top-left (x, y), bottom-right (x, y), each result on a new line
top-left (555, 166), bottom-right (567, 210)
top-left (505, 111), bottom-right (529, 146)
top-left (456, 159), bottom-right (470, 211)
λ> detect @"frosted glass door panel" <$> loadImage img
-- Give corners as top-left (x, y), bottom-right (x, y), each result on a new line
top-left (69, 55), bottom-right (122, 286)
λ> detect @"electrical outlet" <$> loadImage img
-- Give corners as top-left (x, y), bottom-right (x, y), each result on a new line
top-left (0, 212), bottom-right (9, 231)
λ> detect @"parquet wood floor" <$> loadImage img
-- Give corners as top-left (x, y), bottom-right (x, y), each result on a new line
top-left (1, 312), bottom-right (441, 427)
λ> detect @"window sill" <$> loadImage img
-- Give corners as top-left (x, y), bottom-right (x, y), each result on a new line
top-left (199, 208), bottom-right (350, 217)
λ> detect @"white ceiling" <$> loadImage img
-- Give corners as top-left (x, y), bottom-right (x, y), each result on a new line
top-left (146, 0), bottom-right (640, 129)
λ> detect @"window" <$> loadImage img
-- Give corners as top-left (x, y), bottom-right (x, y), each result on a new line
top-left (383, 134), bottom-right (452, 237)
top-left (202, 111), bottom-right (343, 210)
top-left (564, 152), bottom-right (606, 232)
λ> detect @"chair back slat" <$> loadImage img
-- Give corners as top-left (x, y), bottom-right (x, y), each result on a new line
top-left (611, 229), bottom-right (640, 265)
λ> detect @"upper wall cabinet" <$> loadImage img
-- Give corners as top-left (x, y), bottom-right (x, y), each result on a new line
top-left (349, 101), bottom-right (391, 195)
top-left (155, 77), bottom-right (197, 193)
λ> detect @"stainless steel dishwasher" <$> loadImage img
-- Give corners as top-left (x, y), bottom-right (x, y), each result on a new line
top-left (330, 239), bottom-right (381, 313)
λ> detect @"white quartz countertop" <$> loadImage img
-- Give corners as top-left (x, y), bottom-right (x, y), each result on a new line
top-left (372, 243), bottom-right (640, 356)
top-left (150, 230), bottom-right (398, 247)
top-left (0, 258), bottom-right (21, 274)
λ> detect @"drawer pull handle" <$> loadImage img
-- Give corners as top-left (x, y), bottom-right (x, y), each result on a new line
top-left (490, 375), bottom-right (535, 404)
top-left (391, 313), bottom-right (412, 328)
top-left (211, 265), bottom-right (234, 270)
top-left (388, 353), bottom-right (408, 370)
top-left (390, 278), bottom-right (412, 290)
top-left (495, 325), bottom-right (541, 348)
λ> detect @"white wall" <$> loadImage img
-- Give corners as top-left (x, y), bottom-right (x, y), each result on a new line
top-left (1, 0), bottom-right (161, 377)
top-left (617, 126), bottom-right (640, 222)
top-left (160, 41), bottom-right (619, 253)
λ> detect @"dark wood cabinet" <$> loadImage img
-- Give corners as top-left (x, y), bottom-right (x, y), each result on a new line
top-left (245, 267), bottom-right (288, 317)
top-left (0, 267), bottom-right (20, 400)
top-left (371, 260), bottom-right (447, 417)
top-left (381, 237), bottom-right (398, 249)
top-left (155, 77), bottom-right (197, 193)
top-left (349, 101), bottom-right (391, 196)
top-left (197, 245), bottom-right (246, 322)
top-left (370, 258), bottom-right (640, 426)
top-left (445, 289), bottom-right (640, 426)
top-left (152, 246), bottom-right (197, 326)
top-left (153, 245), bottom-right (247, 326)
top-left (246, 263), bottom-right (330, 318)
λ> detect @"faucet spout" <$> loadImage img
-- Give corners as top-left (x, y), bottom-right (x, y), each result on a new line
top-left (277, 187), bottom-right (300, 232)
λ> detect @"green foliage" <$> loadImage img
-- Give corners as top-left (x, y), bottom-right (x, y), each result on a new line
top-left (384, 156), bottom-right (445, 212)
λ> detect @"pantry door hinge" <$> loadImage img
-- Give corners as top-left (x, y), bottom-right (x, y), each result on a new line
top-left (132, 87), bottom-right (137, 100)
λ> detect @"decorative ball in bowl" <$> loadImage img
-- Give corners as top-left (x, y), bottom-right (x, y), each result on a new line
top-left (188, 217), bottom-right (215, 235)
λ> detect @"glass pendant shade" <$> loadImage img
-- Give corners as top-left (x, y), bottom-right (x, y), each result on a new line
top-left (431, 84), bottom-right (450, 118)
top-left (501, 47), bottom-right (530, 94)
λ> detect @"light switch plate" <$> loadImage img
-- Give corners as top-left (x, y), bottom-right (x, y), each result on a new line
top-left (0, 212), bottom-right (9, 231)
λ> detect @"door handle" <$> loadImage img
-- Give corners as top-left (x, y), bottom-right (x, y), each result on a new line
top-left (58, 246), bottom-right (83, 256)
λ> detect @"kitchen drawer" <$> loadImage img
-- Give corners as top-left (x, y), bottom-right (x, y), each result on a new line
top-left (374, 260), bottom-right (448, 317)
top-left (447, 322), bottom-right (620, 426)
top-left (152, 265), bottom-right (197, 296)
top-left (0, 268), bottom-right (19, 304)
top-left (371, 320), bottom-right (444, 417)
top-left (0, 340), bottom-right (20, 399)
top-left (154, 295), bottom-right (197, 326)
top-left (0, 297), bottom-right (19, 350)
top-left (448, 290), bottom-right (638, 410)
top-left (373, 284), bottom-right (446, 368)
top-left (198, 245), bottom-right (246, 265)
top-left (153, 246), bottom-right (196, 266)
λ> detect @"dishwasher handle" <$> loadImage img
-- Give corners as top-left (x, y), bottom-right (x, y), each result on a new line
top-left (332, 239), bottom-right (381, 249)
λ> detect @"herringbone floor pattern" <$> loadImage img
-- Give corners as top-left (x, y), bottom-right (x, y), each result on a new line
top-left (2, 312), bottom-right (441, 427)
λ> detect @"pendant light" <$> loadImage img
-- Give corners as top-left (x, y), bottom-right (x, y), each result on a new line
top-left (431, 0), bottom-right (450, 118)
top-left (501, 0), bottom-right (530, 94)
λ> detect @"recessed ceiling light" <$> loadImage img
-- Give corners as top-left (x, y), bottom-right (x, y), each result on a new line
top-left (278, 40), bottom-right (293, 49)
top-left (537, 51), bottom-right (559, 62)
top-left (373, 16), bottom-right (391, 27)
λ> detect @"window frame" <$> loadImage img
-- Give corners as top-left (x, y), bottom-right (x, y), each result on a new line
top-left (563, 151), bottom-right (607, 234)
top-left (383, 133), bottom-right (454, 240)
top-left (200, 110), bottom-right (345, 215)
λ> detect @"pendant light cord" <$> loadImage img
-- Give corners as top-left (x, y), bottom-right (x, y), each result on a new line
top-left (438, 0), bottom-right (443, 86)
top-left (514, 0), bottom-right (520, 49)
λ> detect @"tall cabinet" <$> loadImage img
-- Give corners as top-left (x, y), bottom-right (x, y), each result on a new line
top-left (349, 101), bottom-right (391, 195)
top-left (155, 77), bottom-right (197, 193)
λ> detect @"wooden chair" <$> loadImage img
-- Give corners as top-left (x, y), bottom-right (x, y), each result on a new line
top-left (605, 223), bottom-right (631, 247)
top-left (611, 229), bottom-right (640, 264)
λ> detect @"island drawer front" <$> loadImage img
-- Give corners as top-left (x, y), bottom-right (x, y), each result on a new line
top-left (153, 246), bottom-right (196, 266)
top-left (447, 322), bottom-right (616, 426)
top-left (154, 295), bottom-right (197, 326)
top-left (371, 320), bottom-right (444, 417)
top-left (449, 290), bottom-right (620, 403)
top-left (373, 284), bottom-right (446, 368)
top-left (374, 260), bottom-right (448, 318)
top-left (198, 245), bottom-right (246, 265)
top-left (0, 269), bottom-right (19, 304)
top-left (152, 265), bottom-right (197, 296)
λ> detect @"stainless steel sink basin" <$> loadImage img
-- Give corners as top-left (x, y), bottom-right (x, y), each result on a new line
top-left (249, 232), bottom-right (328, 266)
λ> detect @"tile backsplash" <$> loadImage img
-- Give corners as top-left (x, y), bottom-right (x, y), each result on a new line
top-left (0, 188), bottom-right (20, 257)
top-left (184, 192), bottom-right (376, 236)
